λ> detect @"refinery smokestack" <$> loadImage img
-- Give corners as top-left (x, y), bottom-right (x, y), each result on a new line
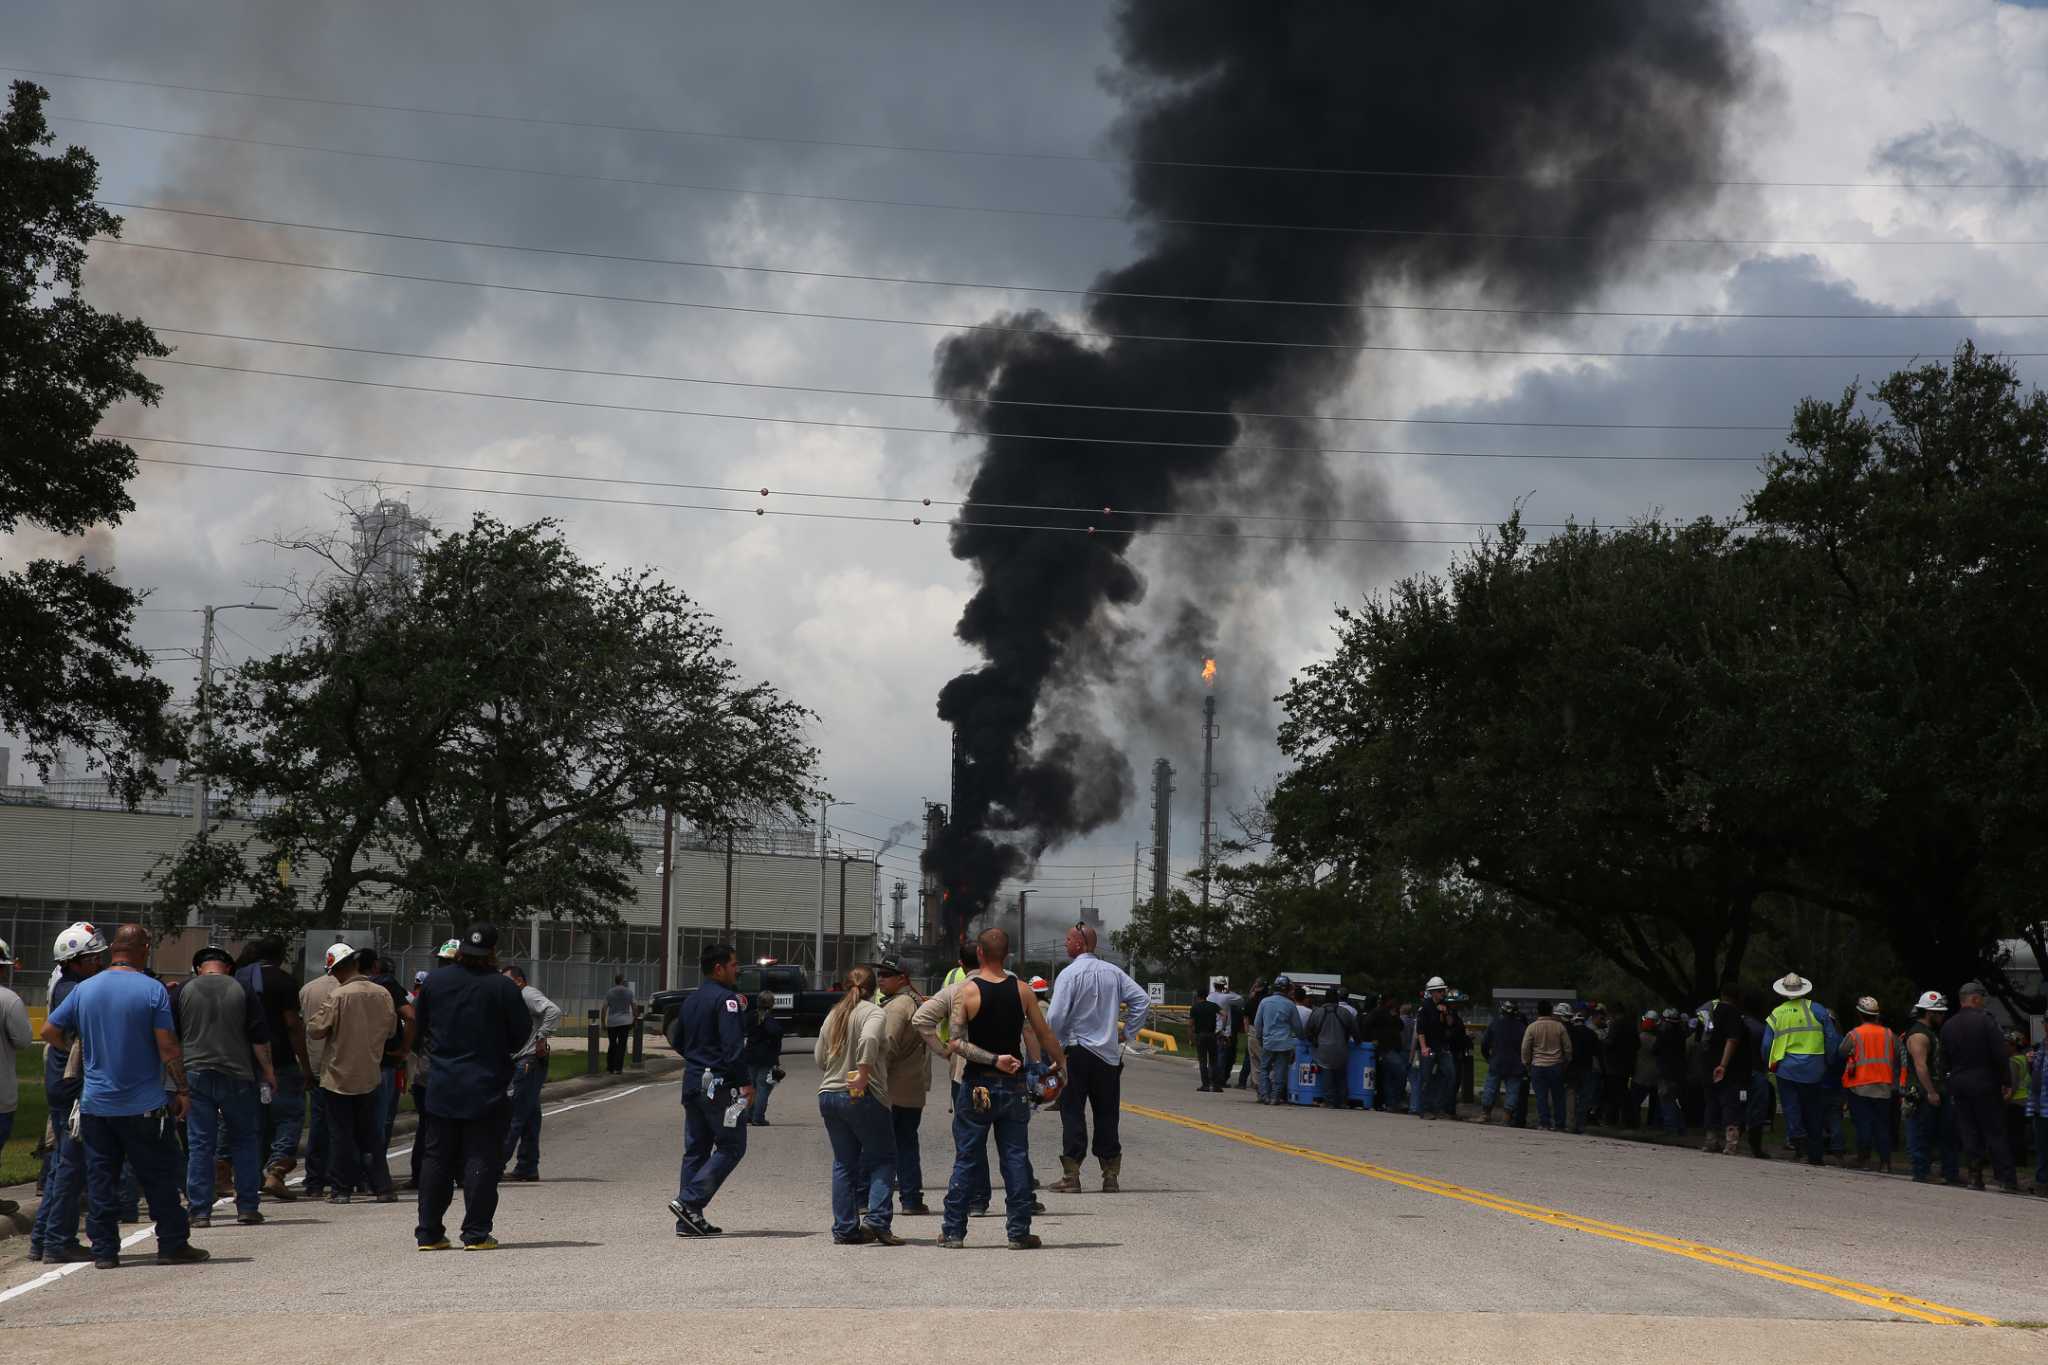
top-left (1200, 675), bottom-right (1218, 910)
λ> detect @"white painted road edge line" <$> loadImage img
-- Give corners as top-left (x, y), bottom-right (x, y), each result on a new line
top-left (0, 1081), bottom-right (658, 1306)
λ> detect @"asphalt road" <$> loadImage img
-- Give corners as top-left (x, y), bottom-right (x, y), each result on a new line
top-left (3, 1049), bottom-right (2044, 1361)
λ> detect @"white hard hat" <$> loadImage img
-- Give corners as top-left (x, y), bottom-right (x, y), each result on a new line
top-left (0, 937), bottom-right (13, 966)
top-left (1552, 1002), bottom-right (1573, 1018)
top-left (1913, 990), bottom-right (1949, 1013)
top-left (1855, 995), bottom-right (1881, 1016)
top-left (1772, 973), bottom-right (1813, 999)
top-left (1424, 976), bottom-right (1447, 992)
top-left (53, 922), bottom-right (107, 962)
top-left (324, 941), bottom-right (360, 971)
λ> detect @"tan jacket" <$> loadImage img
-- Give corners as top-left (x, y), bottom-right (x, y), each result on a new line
top-left (1521, 1016), bottom-right (1573, 1069)
top-left (880, 988), bottom-right (931, 1109)
top-left (306, 977), bottom-right (395, 1095)
top-left (299, 973), bottom-right (341, 1075)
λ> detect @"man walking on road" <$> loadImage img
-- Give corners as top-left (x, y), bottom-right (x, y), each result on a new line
top-left (501, 964), bottom-right (561, 1182)
top-left (1043, 923), bottom-right (1149, 1193)
top-left (876, 957), bottom-right (931, 1214)
top-left (1763, 972), bottom-right (1839, 1167)
top-left (172, 946), bottom-right (275, 1228)
top-left (305, 942), bottom-right (398, 1205)
top-left (41, 923), bottom-right (207, 1269)
top-left (0, 938), bottom-right (31, 1217)
top-left (413, 922), bottom-right (531, 1251)
top-left (668, 942), bottom-right (754, 1237)
top-left (1940, 983), bottom-right (2018, 1192)
top-left (604, 975), bottom-right (637, 1074)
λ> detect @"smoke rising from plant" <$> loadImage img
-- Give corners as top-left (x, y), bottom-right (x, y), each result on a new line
top-left (925, 0), bottom-right (1752, 936)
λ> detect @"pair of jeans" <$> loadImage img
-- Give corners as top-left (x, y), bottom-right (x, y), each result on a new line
top-left (324, 1088), bottom-right (394, 1195)
top-left (1261, 1046), bottom-right (1294, 1103)
top-left (819, 1091), bottom-right (896, 1239)
top-left (265, 1064), bottom-right (306, 1171)
top-left (1905, 1098), bottom-right (1961, 1181)
top-left (942, 1078), bottom-right (1033, 1241)
top-left (677, 1089), bottom-right (748, 1209)
top-left (1480, 1071), bottom-right (1524, 1119)
top-left (1572, 1070), bottom-right (1602, 1133)
top-left (1240, 1037), bottom-right (1260, 1088)
top-left (80, 1109), bottom-right (191, 1258)
top-left (186, 1070), bottom-right (264, 1215)
top-left (1777, 1077), bottom-right (1825, 1164)
top-left (1059, 1048), bottom-right (1123, 1162)
top-left (304, 1085), bottom-right (333, 1192)
top-left (1317, 1059), bottom-right (1347, 1104)
top-left (891, 1104), bottom-right (925, 1206)
top-left (415, 1101), bottom-right (512, 1246)
top-left (1658, 1083), bottom-right (1686, 1136)
top-left (1377, 1054), bottom-right (1406, 1111)
top-left (1845, 1093), bottom-right (1893, 1161)
top-left (1950, 1082), bottom-right (2016, 1184)
top-left (409, 1084), bottom-right (429, 1186)
top-left (30, 1092), bottom-right (86, 1254)
top-left (2033, 1114), bottom-right (2048, 1189)
top-left (1420, 1051), bottom-right (1458, 1115)
top-left (501, 1056), bottom-right (544, 1176)
top-left (1194, 1034), bottom-right (1219, 1089)
top-left (748, 1064), bottom-right (779, 1123)
top-left (1214, 1035), bottom-right (1236, 1088)
top-left (376, 1063), bottom-right (402, 1151)
top-left (606, 1025), bottom-right (631, 1073)
top-left (1529, 1064), bottom-right (1567, 1130)
top-left (1745, 1070), bottom-right (1775, 1129)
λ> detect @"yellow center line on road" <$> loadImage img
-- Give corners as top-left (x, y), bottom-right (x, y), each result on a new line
top-left (1126, 1103), bottom-right (1998, 1328)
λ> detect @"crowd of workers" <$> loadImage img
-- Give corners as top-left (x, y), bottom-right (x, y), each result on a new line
top-left (1184, 970), bottom-right (2047, 1195)
top-left (1, 919), bottom-right (565, 1267)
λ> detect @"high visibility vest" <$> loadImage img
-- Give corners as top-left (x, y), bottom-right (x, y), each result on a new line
top-left (2011, 1054), bottom-right (2029, 1104)
top-left (1766, 999), bottom-right (1825, 1067)
top-left (937, 965), bottom-right (967, 1043)
top-left (1841, 1023), bottom-right (1899, 1089)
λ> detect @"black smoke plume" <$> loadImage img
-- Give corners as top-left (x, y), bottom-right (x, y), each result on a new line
top-left (926, 1), bottom-right (1751, 939)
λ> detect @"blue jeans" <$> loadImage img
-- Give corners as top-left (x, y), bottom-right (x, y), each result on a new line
top-left (31, 1091), bottom-right (86, 1254)
top-left (1481, 1071), bottom-right (1524, 1118)
top-left (1260, 1046), bottom-right (1294, 1103)
top-left (1377, 1054), bottom-right (1407, 1111)
top-left (1745, 1070), bottom-right (1774, 1129)
top-left (1529, 1065), bottom-right (1567, 1130)
top-left (376, 1064), bottom-right (402, 1150)
top-left (187, 1070), bottom-right (264, 1215)
top-left (1420, 1051), bottom-right (1457, 1114)
top-left (1573, 1071), bottom-right (1601, 1133)
top-left (943, 1078), bottom-right (1033, 1241)
top-left (81, 1109), bottom-right (191, 1258)
top-left (1905, 1098), bottom-right (1960, 1181)
top-left (891, 1105), bottom-right (925, 1206)
top-left (304, 1085), bottom-right (332, 1192)
top-left (266, 1065), bottom-right (307, 1171)
top-left (748, 1064), bottom-right (778, 1123)
top-left (677, 1087), bottom-right (748, 1210)
top-left (819, 1091), bottom-right (896, 1239)
top-left (1778, 1078), bottom-right (1825, 1164)
top-left (2033, 1114), bottom-right (2048, 1189)
top-left (502, 1056), bottom-right (544, 1176)
top-left (1846, 1093), bottom-right (1893, 1161)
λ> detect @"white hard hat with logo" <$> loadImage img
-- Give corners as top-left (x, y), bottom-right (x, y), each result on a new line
top-left (53, 922), bottom-right (107, 962)
top-left (324, 941), bottom-right (360, 971)
top-left (1913, 990), bottom-right (1949, 1014)
top-left (1423, 976), bottom-right (1447, 992)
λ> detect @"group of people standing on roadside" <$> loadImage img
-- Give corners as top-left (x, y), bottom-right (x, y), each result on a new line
top-left (667, 920), bottom-right (1149, 1249)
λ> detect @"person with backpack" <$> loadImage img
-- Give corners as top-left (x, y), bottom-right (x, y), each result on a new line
top-left (1304, 989), bottom-right (1357, 1108)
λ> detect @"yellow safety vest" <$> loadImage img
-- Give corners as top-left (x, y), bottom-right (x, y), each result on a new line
top-left (938, 965), bottom-right (967, 1043)
top-left (1766, 999), bottom-right (1824, 1067)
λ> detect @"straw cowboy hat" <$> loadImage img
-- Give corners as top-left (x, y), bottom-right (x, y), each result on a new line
top-left (1771, 972), bottom-right (1813, 999)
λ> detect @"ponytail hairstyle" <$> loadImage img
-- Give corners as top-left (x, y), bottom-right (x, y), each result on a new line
top-left (821, 964), bottom-right (878, 1060)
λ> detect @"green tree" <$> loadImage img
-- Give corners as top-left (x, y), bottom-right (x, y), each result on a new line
top-left (0, 81), bottom-right (176, 801)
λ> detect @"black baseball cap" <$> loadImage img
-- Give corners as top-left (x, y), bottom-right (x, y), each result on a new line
top-left (191, 946), bottom-right (234, 971)
top-left (459, 922), bottom-right (500, 956)
top-left (874, 957), bottom-right (908, 978)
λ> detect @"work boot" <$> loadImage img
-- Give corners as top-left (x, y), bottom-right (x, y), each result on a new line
top-left (1746, 1128), bottom-right (1768, 1158)
top-left (1479, 1108), bottom-right (1494, 1125)
top-left (263, 1163), bottom-right (298, 1202)
top-left (1701, 1135), bottom-right (1723, 1154)
top-left (1100, 1158), bottom-right (1121, 1194)
top-left (1048, 1157), bottom-right (1083, 1195)
top-left (1789, 1137), bottom-right (1806, 1162)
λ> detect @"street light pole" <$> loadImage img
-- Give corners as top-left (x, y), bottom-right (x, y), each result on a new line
top-left (817, 799), bottom-right (851, 983)
top-left (194, 602), bottom-right (275, 840)
top-left (837, 854), bottom-right (851, 984)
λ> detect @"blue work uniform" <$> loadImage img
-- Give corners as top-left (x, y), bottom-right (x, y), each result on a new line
top-left (410, 962), bottom-right (529, 1247)
top-left (670, 979), bottom-right (750, 1213)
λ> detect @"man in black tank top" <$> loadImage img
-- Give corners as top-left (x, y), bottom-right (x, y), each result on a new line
top-left (921, 927), bottom-right (1064, 1249)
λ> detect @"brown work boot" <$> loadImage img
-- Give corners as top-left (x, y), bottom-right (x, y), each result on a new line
top-left (1100, 1158), bottom-right (1121, 1194)
top-left (1048, 1157), bottom-right (1083, 1195)
top-left (262, 1164), bottom-right (298, 1202)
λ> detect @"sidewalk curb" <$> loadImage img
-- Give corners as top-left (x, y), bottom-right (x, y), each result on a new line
top-left (0, 1058), bottom-right (682, 1241)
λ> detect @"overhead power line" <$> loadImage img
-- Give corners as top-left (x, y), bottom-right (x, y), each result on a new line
top-left (20, 65), bottom-right (2048, 190)
top-left (52, 116), bottom-right (2048, 246)
top-left (142, 354), bottom-right (1766, 464)
top-left (106, 240), bottom-right (2027, 362)
top-left (103, 203), bottom-right (2048, 321)
top-left (132, 455), bottom-right (1484, 545)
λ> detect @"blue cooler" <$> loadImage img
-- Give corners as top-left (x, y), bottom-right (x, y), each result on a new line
top-left (1347, 1041), bottom-right (1377, 1105)
top-left (1288, 1041), bottom-right (1320, 1106)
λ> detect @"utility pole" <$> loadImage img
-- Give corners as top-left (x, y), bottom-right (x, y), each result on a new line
top-left (1017, 889), bottom-right (1031, 977)
top-left (658, 802), bottom-right (674, 990)
top-left (817, 798), bottom-right (850, 980)
top-left (1149, 759), bottom-right (1174, 908)
top-left (722, 827), bottom-right (737, 939)
top-left (836, 855), bottom-right (851, 984)
top-left (193, 602), bottom-right (275, 840)
top-left (1132, 842), bottom-right (1140, 910)
top-left (1200, 694), bottom-right (1218, 909)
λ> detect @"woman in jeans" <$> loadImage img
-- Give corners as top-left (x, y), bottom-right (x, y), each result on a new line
top-left (815, 966), bottom-right (900, 1245)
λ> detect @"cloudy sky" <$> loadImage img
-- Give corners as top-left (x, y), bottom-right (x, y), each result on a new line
top-left (7, 0), bottom-right (2048, 928)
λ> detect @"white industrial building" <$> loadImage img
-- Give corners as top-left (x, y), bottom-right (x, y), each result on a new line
top-left (0, 787), bottom-right (878, 1015)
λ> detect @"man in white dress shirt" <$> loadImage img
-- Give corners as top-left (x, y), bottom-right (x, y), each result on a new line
top-left (1042, 924), bottom-right (1150, 1194)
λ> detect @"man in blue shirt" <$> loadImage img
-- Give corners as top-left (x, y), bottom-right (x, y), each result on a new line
top-left (28, 922), bottom-right (106, 1263)
top-left (1254, 975), bottom-right (1302, 1104)
top-left (1761, 971), bottom-right (1840, 1167)
top-left (411, 921), bottom-right (531, 1251)
top-left (42, 923), bottom-right (208, 1270)
top-left (666, 941), bottom-right (753, 1237)
top-left (1042, 923), bottom-right (1150, 1194)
